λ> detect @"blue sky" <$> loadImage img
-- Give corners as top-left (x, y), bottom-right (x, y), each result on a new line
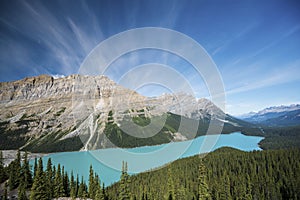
top-left (0, 0), bottom-right (299, 115)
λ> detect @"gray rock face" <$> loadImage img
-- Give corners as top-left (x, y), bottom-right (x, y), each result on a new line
top-left (0, 74), bottom-right (224, 151)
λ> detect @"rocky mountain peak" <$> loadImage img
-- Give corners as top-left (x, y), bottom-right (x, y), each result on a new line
top-left (0, 74), bottom-right (122, 104)
top-left (0, 74), bottom-right (225, 152)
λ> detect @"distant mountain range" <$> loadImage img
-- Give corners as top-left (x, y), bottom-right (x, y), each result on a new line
top-left (239, 104), bottom-right (300, 127)
top-left (0, 74), bottom-right (261, 153)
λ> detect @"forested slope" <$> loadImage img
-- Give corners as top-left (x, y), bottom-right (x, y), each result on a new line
top-left (259, 125), bottom-right (300, 149)
top-left (1, 147), bottom-right (299, 199)
top-left (107, 147), bottom-right (300, 200)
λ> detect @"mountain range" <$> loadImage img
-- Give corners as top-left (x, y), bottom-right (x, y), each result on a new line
top-left (0, 74), bottom-right (261, 153)
top-left (239, 104), bottom-right (300, 127)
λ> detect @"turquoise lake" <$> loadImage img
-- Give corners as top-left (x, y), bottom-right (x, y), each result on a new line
top-left (33, 132), bottom-right (263, 186)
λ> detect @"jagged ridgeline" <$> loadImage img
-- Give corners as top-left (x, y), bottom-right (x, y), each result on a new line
top-left (0, 75), bottom-right (261, 153)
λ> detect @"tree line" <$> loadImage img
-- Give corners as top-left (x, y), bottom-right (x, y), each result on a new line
top-left (1, 147), bottom-right (300, 199)
top-left (0, 150), bottom-right (109, 200)
top-left (106, 147), bottom-right (300, 200)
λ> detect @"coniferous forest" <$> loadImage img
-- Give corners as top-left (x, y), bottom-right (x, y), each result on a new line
top-left (0, 147), bottom-right (299, 200)
top-left (107, 147), bottom-right (300, 200)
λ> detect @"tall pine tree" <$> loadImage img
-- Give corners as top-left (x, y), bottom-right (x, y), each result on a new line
top-left (30, 158), bottom-right (48, 200)
top-left (20, 152), bottom-right (33, 189)
top-left (33, 158), bottom-right (38, 178)
top-left (119, 161), bottom-right (130, 200)
top-left (95, 185), bottom-right (105, 200)
top-left (78, 176), bottom-right (88, 198)
top-left (8, 150), bottom-right (21, 190)
top-left (54, 164), bottom-right (65, 198)
top-left (198, 159), bottom-right (211, 200)
top-left (89, 165), bottom-right (97, 199)
top-left (94, 178), bottom-right (104, 200)
top-left (63, 171), bottom-right (70, 196)
top-left (18, 180), bottom-right (28, 200)
top-left (0, 151), bottom-right (6, 183)
top-left (46, 158), bottom-right (54, 199)
top-left (4, 182), bottom-right (8, 200)
top-left (167, 167), bottom-right (174, 200)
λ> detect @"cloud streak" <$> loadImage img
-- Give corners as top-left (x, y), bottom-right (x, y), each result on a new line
top-left (225, 60), bottom-right (300, 96)
top-left (0, 0), bottom-right (299, 115)
top-left (0, 0), bottom-right (105, 80)
top-left (212, 23), bottom-right (258, 55)
top-left (232, 25), bottom-right (300, 66)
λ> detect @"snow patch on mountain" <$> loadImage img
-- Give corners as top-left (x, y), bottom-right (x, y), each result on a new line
top-left (258, 104), bottom-right (300, 114)
top-left (239, 104), bottom-right (300, 126)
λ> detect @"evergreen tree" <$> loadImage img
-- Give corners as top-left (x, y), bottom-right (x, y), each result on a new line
top-left (63, 171), bottom-right (70, 196)
top-left (52, 165), bottom-right (56, 184)
top-left (76, 174), bottom-right (79, 197)
top-left (61, 166), bottom-right (65, 193)
top-left (18, 152), bottom-right (31, 200)
top-left (95, 185), bottom-right (105, 200)
top-left (177, 185), bottom-right (187, 200)
top-left (0, 151), bottom-right (7, 183)
top-left (54, 164), bottom-right (65, 197)
top-left (8, 150), bottom-right (21, 190)
top-left (89, 165), bottom-right (97, 199)
top-left (8, 163), bottom-right (16, 190)
top-left (16, 149), bottom-right (21, 168)
top-left (219, 174), bottom-right (231, 200)
top-left (105, 148), bottom-right (300, 200)
top-left (94, 174), bottom-right (101, 193)
top-left (77, 177), bottom-right (84, 198)
top-left (4, 182), bottom-right (8, 200)
top-left (0, 150), bottom-right (3, 167)
top-left (33, 158), bottom-right (38, 178)
top-left (18, 181), bottom-right (28, 200)
top-left (70, 171), bottom-right (76, 199)
top-left (245, 174), bottom-right (252, 200)
top-left (119, 161), bottom-right (130, 200)
top-left (78, 176), bottom-right (88, 198)
top-left (46, 158), bottom-right (54, 198)
top-left (102, 183), bottom-right (106, 199)
top-left (167, 167), bottom-right (174, 200)
top-left (20, 152), bottom-right (33, 189)
top-left (30, 158), bottom-right (48, 200)
top-left (198, 160), bottom-right (211, 200)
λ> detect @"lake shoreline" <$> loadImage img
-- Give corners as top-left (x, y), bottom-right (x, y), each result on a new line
top-left (32, 132), bottom-right (264, 186)
top-left (27, 131), bottom-right (265, 155)
top-left (1, 150), bottom-right (47, 166)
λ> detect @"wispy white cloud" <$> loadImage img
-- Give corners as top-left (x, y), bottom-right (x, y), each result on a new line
top-left (159, 0), bottom-right (183, 29)
top-left (220, 24), bottom-right (300, 95)
top-left (21, 0), bottom-right (86, 74)
top-left (233, 25), bottom-right (300, 65)
top-left (0, 34), bottom-right (50, 78)
top-left (117, 63), bottom-right (195, 97)
top-left (0, 0), bottom-right (105, 79)
top-left (67, 18), bottom-right (96, 55)
top-left (212, 23), bottom-right (258, 55)
top-left (225, 60), bottom-right (300, 96)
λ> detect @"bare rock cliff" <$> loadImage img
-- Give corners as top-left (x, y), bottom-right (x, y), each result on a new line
top-left (0, 74), bottom-right (224, 152)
